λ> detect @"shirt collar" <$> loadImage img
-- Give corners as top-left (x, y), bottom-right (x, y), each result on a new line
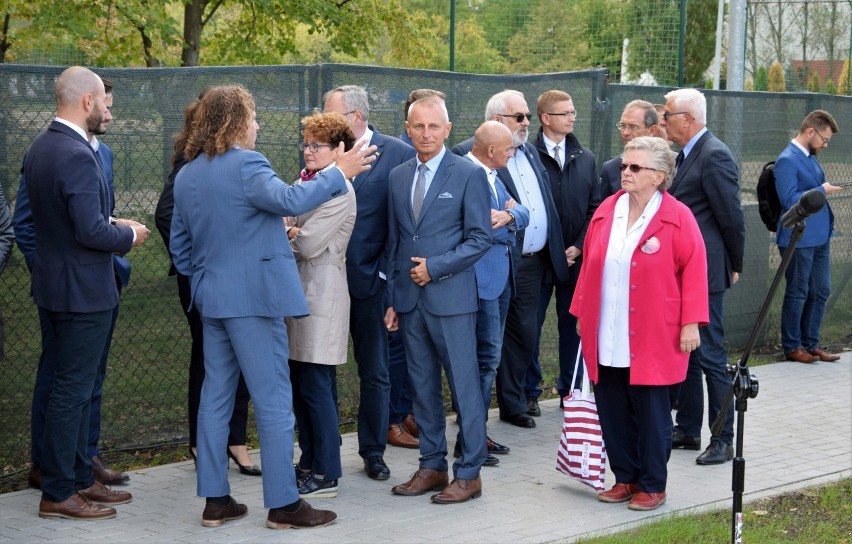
top-left (55, 117), bottom-right (89, 143)
top-left (791, 138), bottom-right (809, 157)
top-left (541, 133), bottom-right (564, 153)
top-left (417, 145), bottom-right (447, 172)
top-left (681, 127), bottom-right (707, 159)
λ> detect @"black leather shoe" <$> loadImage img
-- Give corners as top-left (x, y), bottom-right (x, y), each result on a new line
top-left (482, 454), bottom-right (500, 467)
top-left (500, 413), bottom-right (536, 428)
top-left (526, 398), bottom-right (541, 417)
top-left (364, 455), bottom-right (390, 480)
top-left (696, 440), bottom-right (734, 465)
top-left (487, 436), bottom-right (510, 455)
top-left (672, 429), bottom-right (701, 450)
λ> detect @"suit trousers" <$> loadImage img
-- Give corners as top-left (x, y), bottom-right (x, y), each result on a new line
top-left (401, 304), bottom-right (486, 480)
top-left (779, 240), bottom-right (831, 353)
top-left (497, 252), bottom-right (547, 418)
top-left (387, 328), bottom-right (414, 424)
top-left (290, 360), bottom-right (342, 480)
top-left (39, 308), bottom-right (113, 503)
top-left (348, 289), bottom-right (391, 458)
top-left (595, 365), bottom-right (672, 493)
top-left (197, 315), bottom-right (297, 508)
top-left (674, 290), bottom-right (734, 445)
top-left (178, 272), bottom-right (251, 449)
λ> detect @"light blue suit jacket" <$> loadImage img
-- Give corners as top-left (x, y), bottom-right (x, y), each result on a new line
top-left (386, 149), bottom-right (492, 316)
top-left (774, 141), bottom-right (834, 249)
top-left (170, 148), bottom-right (347, 319)
top-left (473, 173), bottom-right (529, 301)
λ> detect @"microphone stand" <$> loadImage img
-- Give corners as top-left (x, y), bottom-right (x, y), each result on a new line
top-left (712, 220), bottom-right (807, 544)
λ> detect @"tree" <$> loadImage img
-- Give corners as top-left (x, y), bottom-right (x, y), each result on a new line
top-left (506, 0), bottom-right (593, 73)
top-left (807, 72), bottom-right (822, 93)
top-left (744, 78), bottom-right (754, 91)
top-left (767, 60), bottom-right (786, 92)
top-left (824, 78), bottom-right (837, 94)
top-left (838, 58), bottom-right (852, 96)
top-left (624, 0), bottom-right (680, 86)
top-left (684, 0), bottom-right (718, 85)
top-left (755, 66), bottom-right (768, 91)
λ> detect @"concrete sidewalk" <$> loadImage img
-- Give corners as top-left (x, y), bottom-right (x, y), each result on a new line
top-left (2, 356), bottom-right (850, 543)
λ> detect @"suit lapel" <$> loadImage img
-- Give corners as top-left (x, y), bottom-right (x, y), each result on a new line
top-left (353, 130), bottom-right (383, 191)
top-left (417, 154), bottom-right (453, 225)
top-left (671, 131), bottom-right (710, 193)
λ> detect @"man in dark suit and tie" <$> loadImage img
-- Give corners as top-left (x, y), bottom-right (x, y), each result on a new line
top-left (530, 89), bottom-right (599, 408)
top-left (774, 110), bottom-right (843, 363)
top-left (16, 77), bottom-right (132, 491)
top-left (323, 85), bottom-right (416, 479)
top-left (452, 90), bottom-right (568, 430)
top-left (385, 96), bottom-right (491, 503)
top-left (23, 66), bottom-right (150, 520)
top-left (461, 121), bottom-right (529, 466)
top-left (600, 100), bottom-right (662, 201)
top-left (661, 88), bottom-right (746, 466)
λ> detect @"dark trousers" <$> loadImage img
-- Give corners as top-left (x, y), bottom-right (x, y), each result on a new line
top-left (348, 289), bottom-right (390, 458)
top-left (290, 360), bottom-right (342, 479)
top-left (178, 272), bottom-right (250, 448)
top-left (527, 270), bottom-right (582, 400)
top-left (40, 307), bottom-right (113, 503)
top-left (31, 281), bottom-right (121, 465)
top-left (387, 328), bottom-right (413, 425)
top-left (497, 252), bottom-right (546, 418)
top-left (595, 365), bottom-right (672, 493)
top-left (674, 290), bottom-right (734, 445)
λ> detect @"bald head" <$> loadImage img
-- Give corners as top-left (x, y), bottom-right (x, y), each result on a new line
top-left (471, 120), bottom-right (514, 170)
top-left (55, 66), bottom-right (109, 134)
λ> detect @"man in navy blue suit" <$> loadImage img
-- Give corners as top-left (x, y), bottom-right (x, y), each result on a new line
top-left (774, 110), bottom-right (843, 363)
top-left (323, 85), bottom-right (416, 479)
top-left (385, 96), bottom-right (491, 503)
top-left (452, 90), bottom-right (569, 430)
top-left (16, 77), bottom-right (132, 491)
top-left (460, 121), bottom-right (529, 467)
top-left (661, 88), bottom-right (745, 466)
top-left (22, 66), bottom-right (150, 520)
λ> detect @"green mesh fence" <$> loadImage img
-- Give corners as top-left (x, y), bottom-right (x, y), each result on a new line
top-left (0, 64), bottom-right (850, 488)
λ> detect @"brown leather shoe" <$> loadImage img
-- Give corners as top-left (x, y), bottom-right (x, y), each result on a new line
top-left (391, 467), bottom-right (449, 496)
top-left (39, 493), bottom-right (117, 520)
top-left (785, 348), bottom-right (819, 364)
top-left (597, 482), bottom-right (639, 503)
top-left (91, 455), bottom-right (130, 485)
top-left (402, 413), bottom-right (419, 438)
top-left (202, 496), bottom-right (248, 527)
top-left (808, 348), bottom-right (841, 362)
top-left (28, 465), bottom-right (41, 489)
top-left (266, 499), bottom-right (336, 529)
top-left (78, 480), bottom-right (132, 505)
top-left (387, 423), bottom-right (419, 449)
top-left (627, 491), bottom-right (667, 511)
top-left (430, 477), bottom-right (482, 504)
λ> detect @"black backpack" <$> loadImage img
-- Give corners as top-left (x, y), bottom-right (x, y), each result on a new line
top-left (756, 161), bottom-right (781, 232)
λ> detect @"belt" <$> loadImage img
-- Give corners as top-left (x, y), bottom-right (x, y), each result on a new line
top-left (522, 250), bottom-right (541, 257)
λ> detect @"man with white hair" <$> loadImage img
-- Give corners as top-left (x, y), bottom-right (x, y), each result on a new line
top-left (660, 88), bottom-right (745, 466)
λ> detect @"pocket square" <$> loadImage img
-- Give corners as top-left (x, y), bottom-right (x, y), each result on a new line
top-left (437, 192), bottom-right (453, 199)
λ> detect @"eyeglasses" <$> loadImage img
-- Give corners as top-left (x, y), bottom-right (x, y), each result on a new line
top-left (499, 113), bottom-right (532, 123)
top-left (619, 163), bottom-right (658, 173)
top-left (616, 122), bottom-right (651, 131)
top-left (546, 111), bottom-right (576, 118)
top-left (662, 111), bottom-right (689, 121)
top-left (343, 110), bottom-right (358, 116)
top-left (298, 142), bottom-right (334, 152)
top-left (814, 129), bottom-right (831, 146)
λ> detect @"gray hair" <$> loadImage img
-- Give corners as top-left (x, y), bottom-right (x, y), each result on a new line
top-left (664, 88), bottom-right (706, 124)
top-left (323, 85), bottom-right (370, 123)
top-left (484, 90), bottom-right (525, 121)
top-left (623, 136), bottom-right (676, 191)
top-left (624, 99), bottom-right (658, 127)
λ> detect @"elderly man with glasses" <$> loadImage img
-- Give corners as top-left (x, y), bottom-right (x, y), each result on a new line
top-left (600, 100), bottom-right (663, 200)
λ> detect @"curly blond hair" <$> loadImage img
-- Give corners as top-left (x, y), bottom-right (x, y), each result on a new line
top-left (301, 112), bottom-right (355, 151)
top-left (184, 85), bottom-right (255, 160)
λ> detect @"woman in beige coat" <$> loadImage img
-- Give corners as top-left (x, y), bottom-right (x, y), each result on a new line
top-left (285, 112), bottom-right (357, 499)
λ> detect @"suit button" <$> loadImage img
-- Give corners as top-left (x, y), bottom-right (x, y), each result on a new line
top-left (629, 308), bottom-right (635, 313)
top-left (413, 236), bottom-right (418, 241)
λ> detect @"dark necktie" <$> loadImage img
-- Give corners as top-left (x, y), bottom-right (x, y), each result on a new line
top-left (675, 150), bottom-right (684, 170)
top-left (413, 163), bottom-right (427, 222)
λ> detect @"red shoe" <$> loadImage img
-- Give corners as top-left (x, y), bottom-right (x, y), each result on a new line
top-left (628, 491), bottom-right (667, 511)
top-left (597, 483), bottom-right (638, 503)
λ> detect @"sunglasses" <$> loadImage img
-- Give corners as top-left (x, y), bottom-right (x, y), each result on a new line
top-left (619, 163), bottom-right (658, 173)
top-left (499, 113), bottom-right (532, 123)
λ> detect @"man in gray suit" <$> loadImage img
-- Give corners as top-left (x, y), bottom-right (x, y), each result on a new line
top-left (385, 96), bottom-right (491, 504)
top-left (661, 88), bottom-right (745, 467)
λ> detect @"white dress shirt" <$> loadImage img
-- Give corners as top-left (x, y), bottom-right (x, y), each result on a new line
top-left (508, 148), bottom-right (547, 254)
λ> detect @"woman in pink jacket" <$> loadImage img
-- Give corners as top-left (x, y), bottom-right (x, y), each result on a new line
top-left (570, 136), bottom-right (708, 511)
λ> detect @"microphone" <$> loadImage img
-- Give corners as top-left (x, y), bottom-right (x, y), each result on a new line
top-left (780, 188), bottom-right (826, 228)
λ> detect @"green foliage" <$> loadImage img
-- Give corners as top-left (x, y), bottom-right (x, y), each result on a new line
top-left (767, 59), bottom-right (786, 92)
top-left (824, 78), bottom-right (837, 94)
top-left (807, 72), bottom-right (822, 93)
top-left (624, 0), bottom-right (680, 85)
top-left (755, 66), bottom-right (769, 91)
top-left (684, 0), bottom-right (718, 85)
top-left (838, 59), bottom-right (852, 96)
